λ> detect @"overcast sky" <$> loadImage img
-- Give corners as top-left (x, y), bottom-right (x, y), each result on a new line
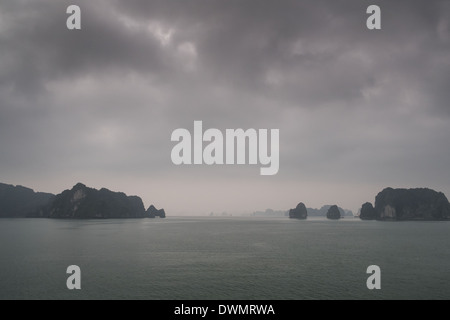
top-left (1, 0), bottom-right (449, 215)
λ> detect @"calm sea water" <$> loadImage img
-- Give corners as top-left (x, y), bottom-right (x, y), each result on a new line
top-left (0, 217), bottom-right (449, 300)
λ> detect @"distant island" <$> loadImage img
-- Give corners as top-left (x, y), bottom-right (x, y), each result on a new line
top-left (3, 182), bottom-right (449, 222)
top-left (0, 182), bottom-right (165, 219)
top-left (0, 183), bottom-right (54, 218)
top-left (326, 205), bottom-right (341, 220)
top-left (289, 202), bottom-right (307, 219)
top-left (287, 203), bottom-right (344, 220)
top-left (255, 205), bottom-right (353, 219)
top-left (285, 187), bottom-right (450, 222)
top-left (359, 187), bottom-right (450, 221)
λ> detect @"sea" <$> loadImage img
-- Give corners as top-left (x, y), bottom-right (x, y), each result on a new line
top-left (0, 216), bottom-right (449, 300)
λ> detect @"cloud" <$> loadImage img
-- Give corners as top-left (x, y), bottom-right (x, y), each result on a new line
top-left (1, 0), bottom-right (449, 213)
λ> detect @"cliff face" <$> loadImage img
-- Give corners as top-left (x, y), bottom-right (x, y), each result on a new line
top-left (0, 183), bottom-right (54, 217)
top-left (289, 202), bottom-right (307, 219)
top-left (373, 188), bottom-right (450, 221)
top-left (47, 183), bottom-right (147, 219)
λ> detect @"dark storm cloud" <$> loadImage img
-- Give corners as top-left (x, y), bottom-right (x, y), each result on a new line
top-left (1, 0), bottom-right (448, 111)
top-left (0, 1), bottom-right (174, 95)
top-left (1, 0), bottom-right (450, 213)
top-left (114, 0), bottom-right (450, 113)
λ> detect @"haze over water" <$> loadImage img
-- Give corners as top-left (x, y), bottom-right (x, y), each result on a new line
top-left (1, 217), bottom-right (449, 300)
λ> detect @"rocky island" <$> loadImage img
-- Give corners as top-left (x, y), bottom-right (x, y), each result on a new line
top-left (326, 205), bottom-right (341, 220)
top-left (0, 183), bottom-right (54, 218)
top-left (288, 202), bottom-right (308, 219)
top-left (311, 205), bottom-right (351, 218)
top-left (147, 205), bottom-right (166, 218)
top-left (0, 182), bottom-right (165, 219)
top-left (287, 203), bottom-right (349, 220)
top-left (360, 187), bottom-right (450, 221)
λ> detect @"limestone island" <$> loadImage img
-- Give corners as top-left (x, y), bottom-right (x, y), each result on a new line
top-left (288, 203), bottom-right (347, 220)
top-left (359, 187), bottom-right (450, 221)
top-left (326, 205), bottom-right (341, 220)
top-left (0, 182), bottom-right (165, 219)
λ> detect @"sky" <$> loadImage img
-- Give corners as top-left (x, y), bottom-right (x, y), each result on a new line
top-left (1, 0), bottom-right (450, 215)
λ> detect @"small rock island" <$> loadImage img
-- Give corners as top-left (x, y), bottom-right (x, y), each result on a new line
top-left (147, 205), bottom-right (166, 218)
top-left (288, 202), bottom-right (307, 219)
top-left (326, 205), bottom-right (341, 220)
